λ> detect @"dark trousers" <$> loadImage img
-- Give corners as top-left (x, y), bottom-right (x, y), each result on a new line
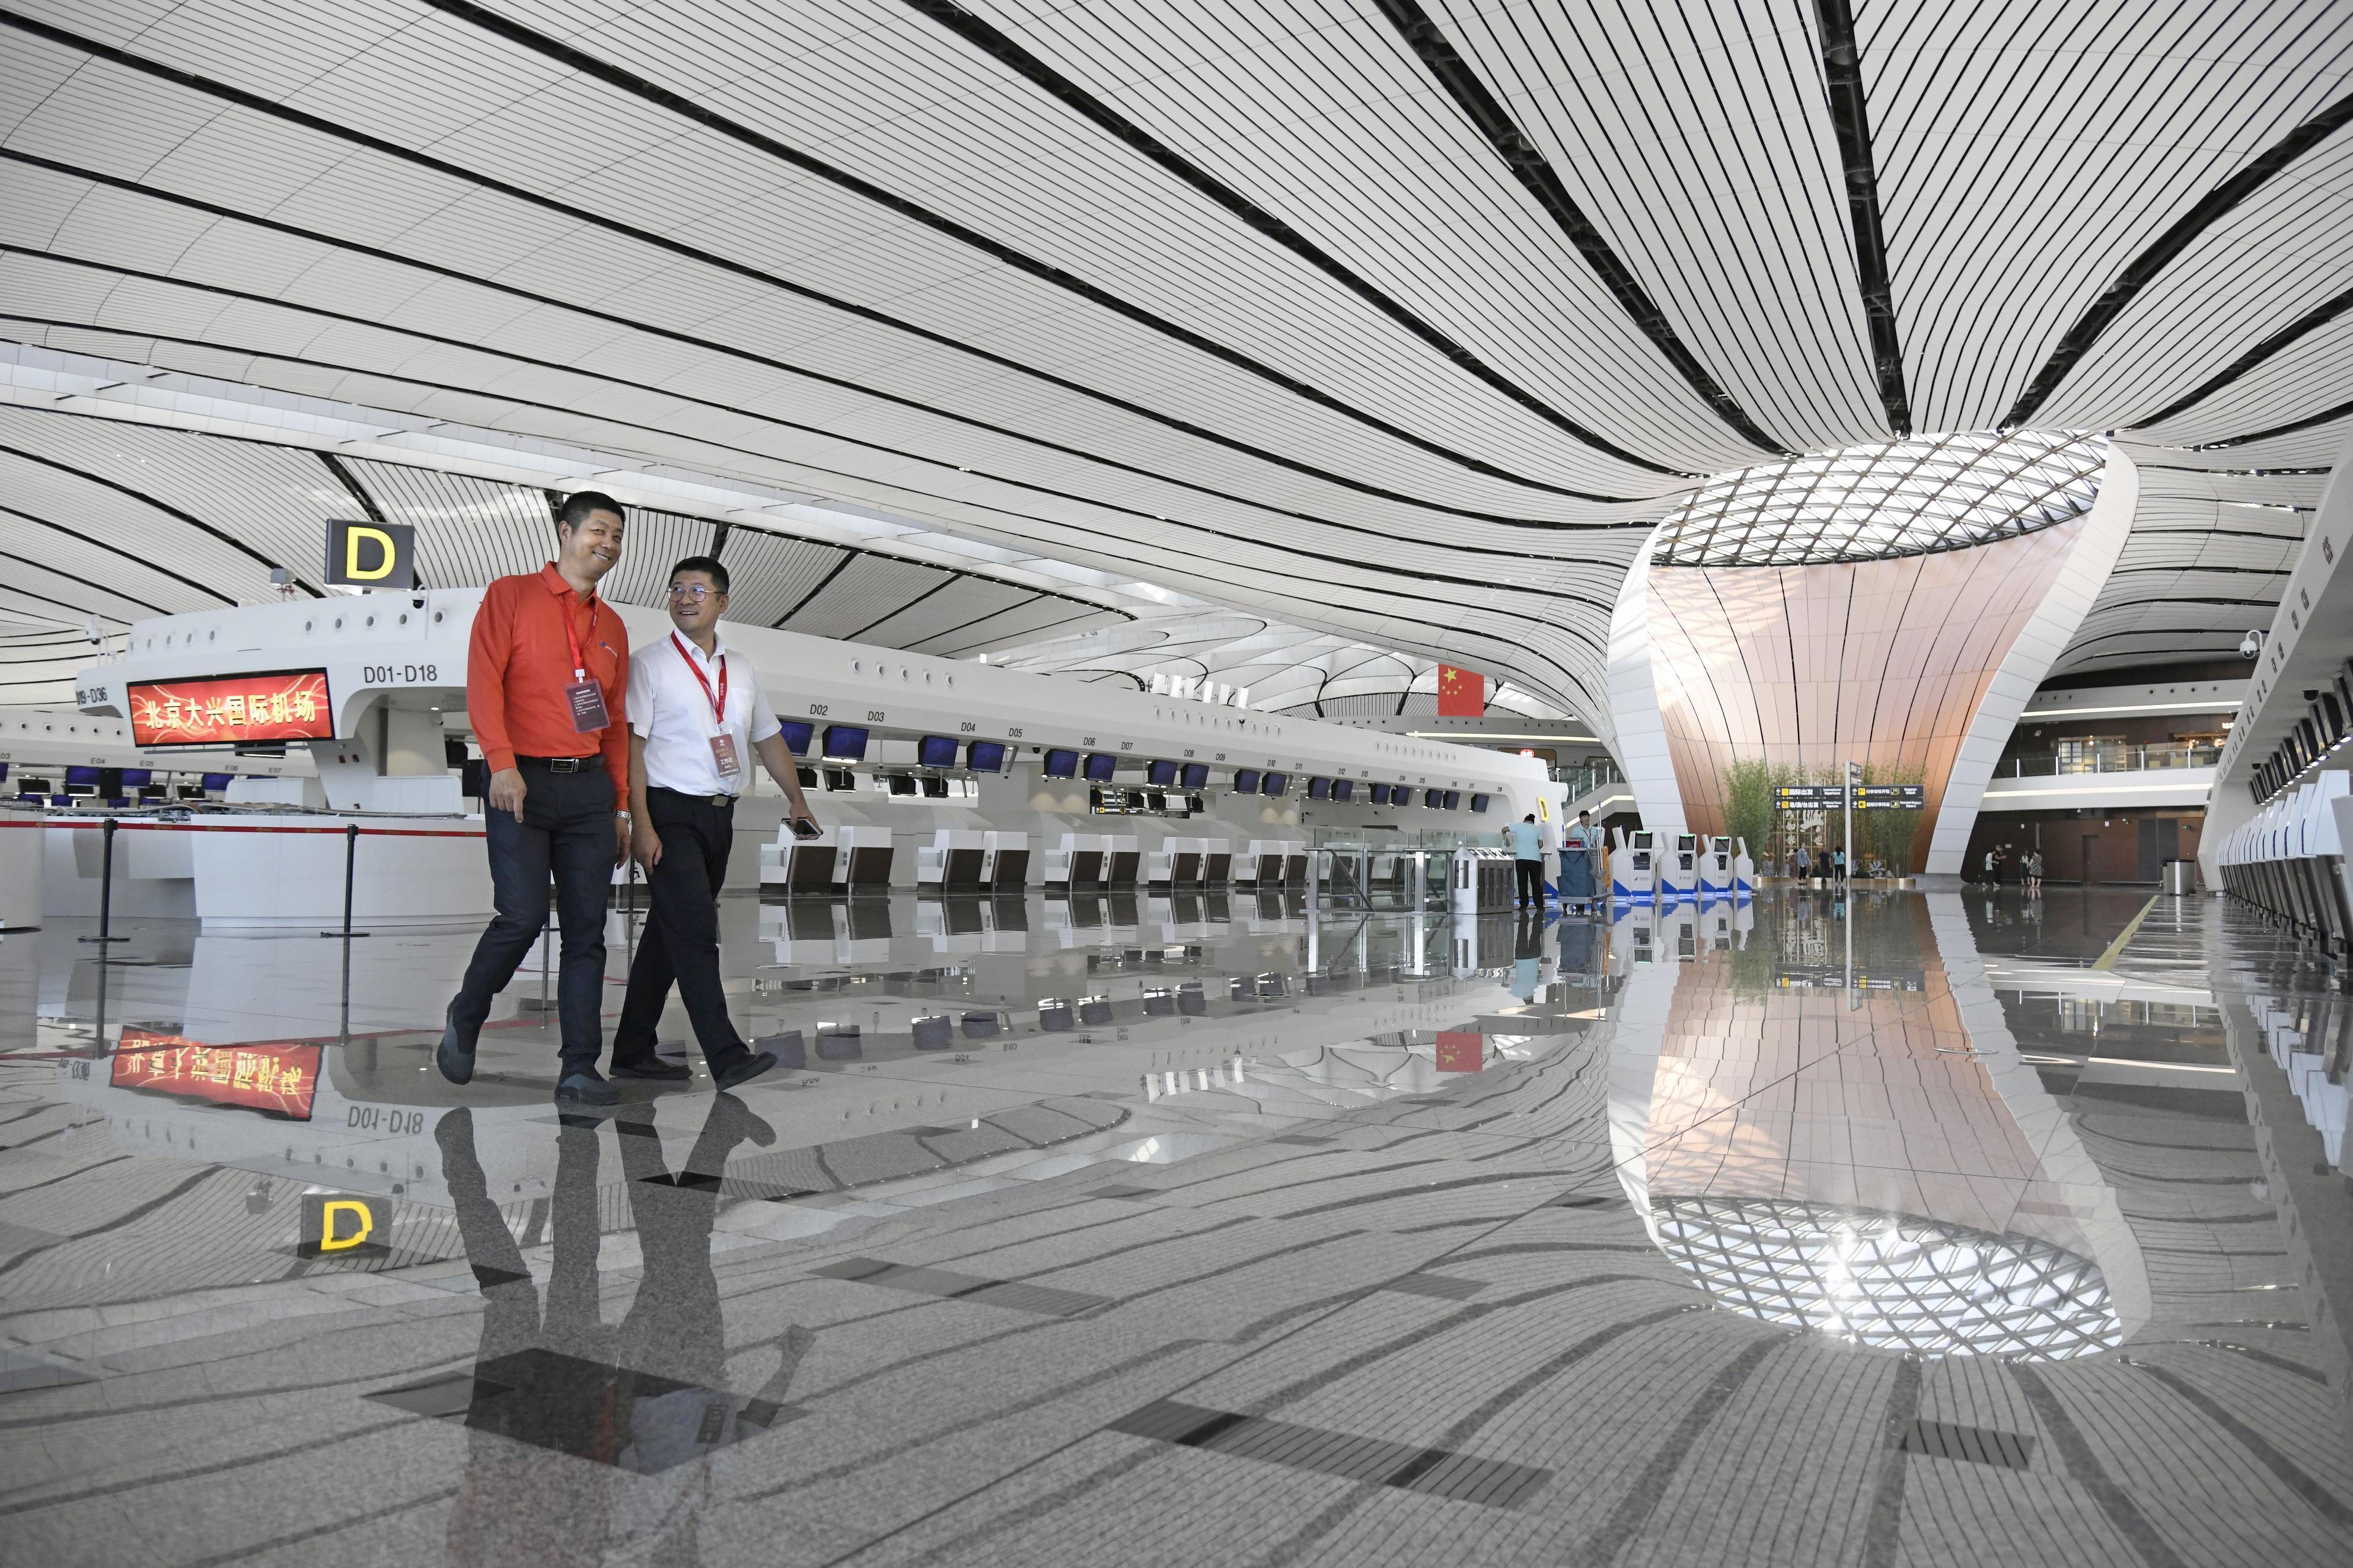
top-left (449, 760), bottom-right (614, 1074)
top-left (1515, 858), bottom-right (1544, 906)
top-left (613, 787), bottom-right (750, 1072)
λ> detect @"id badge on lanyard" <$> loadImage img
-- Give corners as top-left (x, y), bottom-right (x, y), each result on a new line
top-left (563, 602), bottom-right (610, 733)
top-left (674, 633), bottom-right (743, 786)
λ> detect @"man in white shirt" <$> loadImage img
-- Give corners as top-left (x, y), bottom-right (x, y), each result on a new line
top-left (610, 556), bottom-right (819, 1088)
top-left (1560, 809), bottom-right (1598, 912)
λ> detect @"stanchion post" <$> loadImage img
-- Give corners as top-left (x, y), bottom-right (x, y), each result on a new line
top-left (79, 815), bottom-right (129, 944)
top-left (321, 822), bottom-right (371, 938)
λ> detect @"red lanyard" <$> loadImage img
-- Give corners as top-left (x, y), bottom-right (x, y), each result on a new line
top-left (671, 631), bottom-right (727, 724)
top-left (563, 598), bottom-right (600, 681)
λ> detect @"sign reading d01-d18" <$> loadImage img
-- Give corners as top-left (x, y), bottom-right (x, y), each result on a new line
top-left (324, 519), bottom-right (417, 589)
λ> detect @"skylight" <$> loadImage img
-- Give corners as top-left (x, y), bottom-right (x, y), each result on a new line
top-left (1651, 430), bottom-right (2108, 567)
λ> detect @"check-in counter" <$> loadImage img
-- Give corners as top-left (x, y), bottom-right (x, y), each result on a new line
top-left (1149, 835), bottom-right (1204, 888)
top-left (1047, 832), bottom-right (1109, 891)
top-left (1106, 833), bottom-right (1140, 887)
top-left (0, 812), bottom-right (40, 929)
top-left (916, 828), bottom-right (987, 892)
top-left (761, 824), bottom-right (837, 894)
top-left (1242, 839), bottom-right (1304, 889)
top-left (981, 830), bottom-right (1029, 890)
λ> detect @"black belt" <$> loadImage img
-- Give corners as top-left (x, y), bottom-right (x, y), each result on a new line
top-left (516, 755), bottom-right (597, 773)
top-left (648, 784), bottom-right (737, 807)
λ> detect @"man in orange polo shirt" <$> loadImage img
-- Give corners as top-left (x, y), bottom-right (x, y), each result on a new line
top-left (439, 491), bottom-right (633, 1104)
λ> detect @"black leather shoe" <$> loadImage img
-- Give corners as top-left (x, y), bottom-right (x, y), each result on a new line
top-left (436, 1002), bottom-right (476, 1085)
top-left (554, 1072), bottom-right (620, 1106)
top-left (611, 1057), bottom-right (691, 1081)
top-left (713, 1050), bottom-right (778, 1092)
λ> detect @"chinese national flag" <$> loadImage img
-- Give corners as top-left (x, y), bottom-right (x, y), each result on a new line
top-left (1436, 665), bottom-right (1484, 717)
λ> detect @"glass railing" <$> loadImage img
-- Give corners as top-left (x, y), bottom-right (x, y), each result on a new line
top-left (1553, 760), bottom-right (1625, 797)
top-left (2001, 742), bottom-right (2221, 777)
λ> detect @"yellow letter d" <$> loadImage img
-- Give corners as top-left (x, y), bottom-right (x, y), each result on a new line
top-left (345, 526), bottom-right (397, 581)
top-left (321, 1199), bottom-right (374, 1251)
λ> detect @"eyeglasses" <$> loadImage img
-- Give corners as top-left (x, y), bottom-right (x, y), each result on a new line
top-left (667, 584), bottom-right (718, 601)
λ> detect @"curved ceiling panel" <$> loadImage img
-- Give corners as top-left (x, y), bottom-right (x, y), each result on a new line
top-left (0, 0), bottom-right (2346, 722)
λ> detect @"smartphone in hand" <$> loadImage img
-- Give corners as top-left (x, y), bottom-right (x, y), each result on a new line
top-left (789, 815), bottom-right (824, 841)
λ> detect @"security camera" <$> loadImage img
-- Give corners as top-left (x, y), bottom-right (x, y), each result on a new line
top-left (83, 616), bottom-right (103, 646)
top-left (2239, 630), bottom-right (2264, 660)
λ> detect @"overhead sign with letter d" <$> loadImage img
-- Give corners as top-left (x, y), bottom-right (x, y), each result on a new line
top-left (324, 519), bottom-right (416, 589)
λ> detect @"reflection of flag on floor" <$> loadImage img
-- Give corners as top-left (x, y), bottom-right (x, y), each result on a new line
top-left (1436, 1031), bottom-right (1484, 1072)
top-left (1437, 664), bottom-right (1483, 717)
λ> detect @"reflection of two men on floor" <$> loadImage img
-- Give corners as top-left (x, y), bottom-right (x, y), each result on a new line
top-left (435, 1096), bottom-right (812, 1564)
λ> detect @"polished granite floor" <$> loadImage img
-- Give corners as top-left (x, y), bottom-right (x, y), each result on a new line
top-left (2, 884), bottom-right (2349, 1566)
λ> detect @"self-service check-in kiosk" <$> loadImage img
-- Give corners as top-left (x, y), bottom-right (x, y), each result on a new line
top-left (1701, 835), bottom-right (1735, 898)
top-left (1732, 836), bottom-right (1755, 895)
top-left (1611, 827), bottom-right (1656, 900)
top-left (1659, 833), bottom-right (1699, 903)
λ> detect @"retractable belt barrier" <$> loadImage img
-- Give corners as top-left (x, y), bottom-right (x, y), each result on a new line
top-left (5, 810), bottom-right (486, 948)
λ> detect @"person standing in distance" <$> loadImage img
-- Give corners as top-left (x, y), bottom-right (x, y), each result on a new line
top-left (1505, 812), bottom-right (1547, 909)
top-left (609, 557), bottom-right (820, 1089)
top-left (1560, 808), bottom-right (1598, 914)
top-left (439, 491), bottom-right (633, 1105)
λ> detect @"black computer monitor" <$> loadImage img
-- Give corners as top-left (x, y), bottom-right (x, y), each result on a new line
top-left (1424, 789), bottom-right (1443, 809)
top-left (887, 774), bottom-right (917, 796)
top-left (1180, 762), bottom-right (1209, 789)
top-left (1366, 783), bottom-right (1388, 805)
top-left (1470, 793), bottom-right (1489, 812)
top-left (778, 721), bottom-right (814, 755)
top-left (1042, 748), bottom-right (1079, 778)
top-left (1147, 759), bottom-right (1178, 787)
top-left (1233, 768), bottom-right (1260, 793)
top-left (1083, 752), bottom-right (1118, 783)
top-left (1332, 778), bottom-right (1354, 802)
top-left (821, 724), bottom-right (869, 761)
top-left (119, 769), bottom-right (152, 787)
top-left (1262, 771), bottom-right (1289, 796)
top-left (967, 740), bottom-right (1007, 772)
top-left (201, 772), bottom-right (234, 790)
top-left (64, 766), bottom-right (100, 788)
top-left (1307, 777), bottom-right (1330, 800)
top-left (1442, 790), bottom-right (1460, 810)
top-left (916, 734), bottom-right (959, 769)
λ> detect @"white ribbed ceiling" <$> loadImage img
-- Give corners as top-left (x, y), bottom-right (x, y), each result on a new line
top-left (0, 0), bottom-right (2346, 711)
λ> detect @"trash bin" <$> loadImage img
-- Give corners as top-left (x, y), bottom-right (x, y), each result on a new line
top-left (2161, 858), bottom-right (2196, 895)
